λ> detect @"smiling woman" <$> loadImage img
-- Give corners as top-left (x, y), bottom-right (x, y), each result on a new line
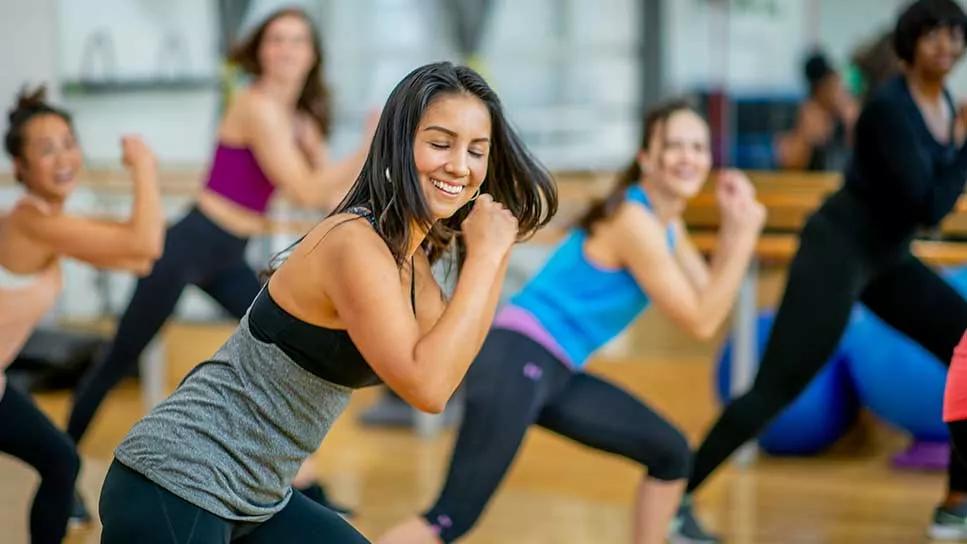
top-left (0, 86), bottom-right (164, 544)
top-left (97, 61), bottom-right (557, 542)
top-left (377, 99), bottom-right (765, 544)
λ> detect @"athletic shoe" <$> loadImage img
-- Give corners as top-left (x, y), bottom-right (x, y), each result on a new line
top-left (929, 503), bottom-right (967, 541)
top-left (669, 498), bottom-right (720, 544)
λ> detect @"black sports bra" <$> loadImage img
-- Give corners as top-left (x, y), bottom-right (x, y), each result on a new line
top-left (248, 207), bottom-right (415, 388)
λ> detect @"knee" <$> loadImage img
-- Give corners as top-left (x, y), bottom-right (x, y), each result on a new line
top-left (644, 427), bottom-right (692, 482)
top-left (38, 433), bottom-right (81, 487)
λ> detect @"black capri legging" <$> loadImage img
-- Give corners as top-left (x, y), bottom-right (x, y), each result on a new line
top-left (0, 385), bottom-right (80, 544)
top-left (688, 190), bottom-right (967, 495)
top-left (424, 328), bottom-right (690, 542)
top-left (67, 207), bottom-right (261, 443)
top-left (99, 460), bottom-right (368, 543)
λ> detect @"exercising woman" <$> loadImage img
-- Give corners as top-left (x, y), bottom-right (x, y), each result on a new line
top-left (98, 61), bottom-right (557, 542)
top-left (379, 99), bottom-right (764, 544)
top-left (680, 1), bottom-right (967, 541)
top-left (66, 7), bottom-right (374, 514)
top-left (67, 7), bottom-right (374, 444)
top-left (0, 86), bottom-right (163, 543)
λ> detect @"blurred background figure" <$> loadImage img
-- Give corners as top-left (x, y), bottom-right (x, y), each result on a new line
top-left (774, 50), bottom-right (858, 171)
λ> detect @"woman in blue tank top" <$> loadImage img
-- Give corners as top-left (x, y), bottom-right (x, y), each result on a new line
top-left (380, 100), bottom-right (765, 544)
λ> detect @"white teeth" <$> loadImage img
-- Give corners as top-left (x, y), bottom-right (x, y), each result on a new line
top-left (431, 178), bottom-right (464, 195)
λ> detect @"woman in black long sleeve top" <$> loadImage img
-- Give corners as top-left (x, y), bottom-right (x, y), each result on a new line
top-left (672, 1), bottom-right (967, 542)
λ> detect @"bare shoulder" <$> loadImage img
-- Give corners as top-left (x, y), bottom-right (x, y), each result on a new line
top-left (298, 213), bottom-right (393, 268)
top-left (6, 198), bottom-right (53, 230)
top-left (233, 87), bottom-right (286, 127)
top-left (613, 199), bottom-right (663, 236)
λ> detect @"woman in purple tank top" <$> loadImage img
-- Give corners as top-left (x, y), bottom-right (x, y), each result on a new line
top-left (67, 6), bottom-right (375, 515)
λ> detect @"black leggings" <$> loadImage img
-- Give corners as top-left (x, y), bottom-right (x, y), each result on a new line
top-left (688, 191), bottom-right (967, 494)
top-left (99, 460), bottom-right (368, 543)
top-left (0, 385), bottom-right (80, 544)
top-left (424, 329), bottom-right (690, 542)
top-left (67, 208), bottom-right (261, 442)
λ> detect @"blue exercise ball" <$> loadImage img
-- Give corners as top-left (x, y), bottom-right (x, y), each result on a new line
top-left (717, 312), bottom-right (860, 455)
top-left (842, 306), bottom-right (949, 441)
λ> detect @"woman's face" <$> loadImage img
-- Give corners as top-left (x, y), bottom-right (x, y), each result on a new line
top-left (411, 93), bottom-right (492, 221)
top-left (15, 114), bottom-right (82, 202)
top-left (257, 14), bottom-right (317, 84)
top-left (913, 24), bottom-right (966, 77)
top-left (640, 109), bottom-right (712, 200)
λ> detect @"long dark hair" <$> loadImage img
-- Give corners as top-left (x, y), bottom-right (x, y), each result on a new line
top-left (341, 61), bottom-right (557, 266)
top-left (4, 85), bottom-right (74, 182)
top-left (229, 7), bottom-right (331, 136)
top-left (578, 99), bottom-right (695, 231)
top-left (269, 61), bottom-right (557, 276)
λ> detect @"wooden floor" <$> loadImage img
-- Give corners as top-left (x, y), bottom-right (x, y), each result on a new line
top-left (0, 308), bottom-right (950, 543)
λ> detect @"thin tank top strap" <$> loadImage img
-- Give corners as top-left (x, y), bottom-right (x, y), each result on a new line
top-left (346, 206), bottom-right (377, 228)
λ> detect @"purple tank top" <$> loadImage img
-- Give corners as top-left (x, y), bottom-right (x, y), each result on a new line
top-left (204, 144), bottom-right (276, 214)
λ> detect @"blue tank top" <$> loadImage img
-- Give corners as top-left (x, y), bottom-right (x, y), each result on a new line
top-left (509, 185), bottom-right (675, 368)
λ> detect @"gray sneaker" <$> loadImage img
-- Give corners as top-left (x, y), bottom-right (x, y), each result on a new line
top-left (929, 505), bottom-right (967, 541)
top-left (669, 499), bottom-right (721, 544)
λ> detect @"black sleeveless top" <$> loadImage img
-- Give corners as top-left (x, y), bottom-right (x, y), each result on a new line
top-left (248, 207), bottom-right (414, 388)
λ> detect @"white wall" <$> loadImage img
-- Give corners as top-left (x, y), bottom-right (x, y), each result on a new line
top-left (664, 0), bottom-right (809, 94)
top-left (0, 0), bottom-right (59, 171)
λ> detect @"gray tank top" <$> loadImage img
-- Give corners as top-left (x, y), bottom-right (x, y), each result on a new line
top-left (114, 313), bottom-right (352, 521)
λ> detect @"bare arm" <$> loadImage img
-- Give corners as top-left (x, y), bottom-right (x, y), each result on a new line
top-left (15, 137), bottom-right (164, 273)
top-left (616, 175), bottom-right (763, 339)
top-left (245, 95), bottom-right (372, 209)
top-left (775, 101), bottom-right (830, 170)
top-left (671, 218), bottom-right (710, 291)
top-left (309, 197), bottom-right (516, 413)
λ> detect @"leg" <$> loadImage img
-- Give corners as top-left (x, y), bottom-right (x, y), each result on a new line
top-left (239, 491), bottom-right (368, 543)
top-left (378, 330), bottom-right (567, 543)
top-left (99, 460), bottom-right (230, 543)
top-left (951, 421), bottom-right (967, 472)
top-left (68, 210), bottom-right (234, 443)
top-left (0, 387), bottom-right (80, 544)
top-left (536, 373), bottom-right (690, 544)
top-left (67, 246), bottom-right (191, 442)
top-left (198, 257), bottom-right (262, 320)
top-left (860, 256), bottom-right (967, 498)
top-left (861, 255), bottom-right (967, 363)
top-left (934, 420), bottom-right (967, 540)
top-left (687, 216), bottom-right (868, 493)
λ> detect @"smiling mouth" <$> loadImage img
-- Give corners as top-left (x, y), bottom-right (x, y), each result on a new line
top-left (431, 178), bottom-right (465, 196)
top-left (54, 170), bottom-right (75, 185)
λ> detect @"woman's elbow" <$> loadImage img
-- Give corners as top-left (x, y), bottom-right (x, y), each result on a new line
top-left (391, 381), bottom-right (448, 414)
top-left (145, 237), bottom-right (164, 260)
top-left (411, 397), bottom-right (446, 415)
top-left (131, 259), bottom-right (155, 277)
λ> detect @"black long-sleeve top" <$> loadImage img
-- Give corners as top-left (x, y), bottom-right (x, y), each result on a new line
top-left (845, 75), bottom-right (967, 239)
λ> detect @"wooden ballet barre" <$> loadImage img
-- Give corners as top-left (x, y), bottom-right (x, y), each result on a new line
top-left (687, 231), bottom-right (967, 267)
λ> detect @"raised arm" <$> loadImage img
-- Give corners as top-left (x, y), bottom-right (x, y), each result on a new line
top-left (617, 171), bottom-right (764, 339)
top-left (14, 136), bottom-right (164, 274)
top-left (244, 93), bottom-right (374, 209)
top-left (321, 196), bottom-right (516, 413)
